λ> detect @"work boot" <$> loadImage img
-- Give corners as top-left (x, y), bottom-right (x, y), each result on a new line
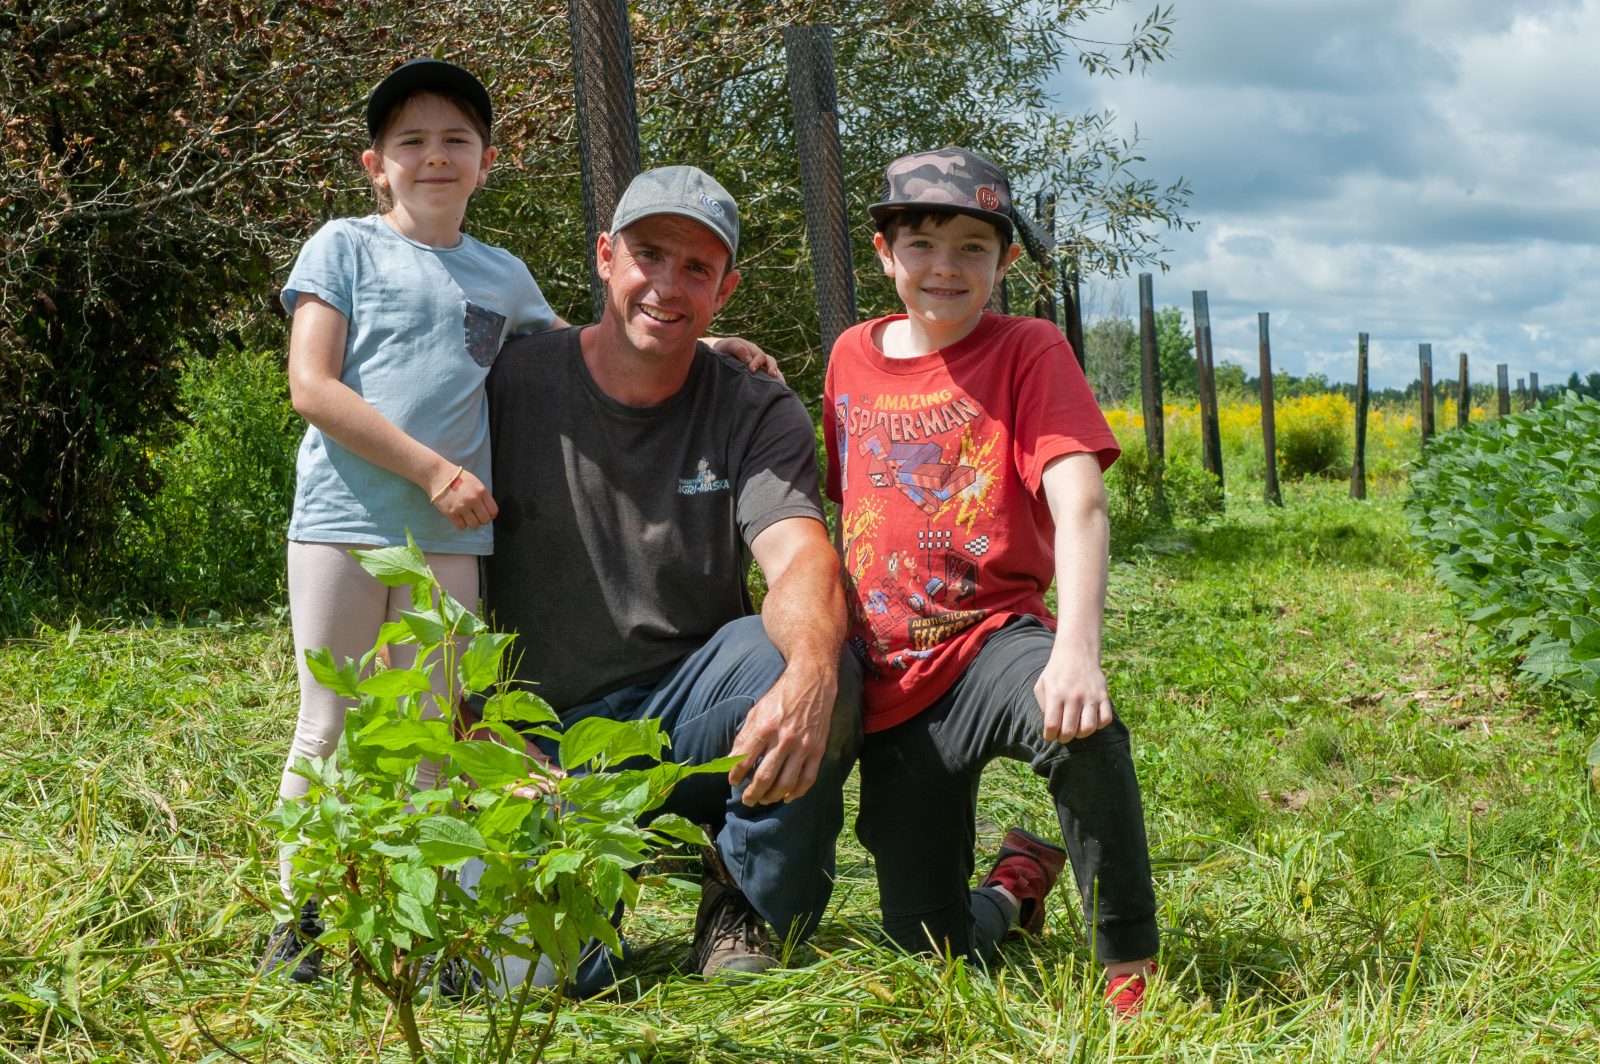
top-left (978, 827), bottom-right (1067, 938)
top-left (259, 900), bottom-right (324, 984)
top-left (691, 841), bottom-right (776, 978)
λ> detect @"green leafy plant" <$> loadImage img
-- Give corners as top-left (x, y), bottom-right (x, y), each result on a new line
top-left (1408, 392), bottom-right (1600, 762)
top-left (267, 536), bottom-right (730, 1062)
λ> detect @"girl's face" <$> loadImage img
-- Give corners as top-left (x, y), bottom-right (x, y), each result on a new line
top-left (362, 95), bottom-right (495, 230)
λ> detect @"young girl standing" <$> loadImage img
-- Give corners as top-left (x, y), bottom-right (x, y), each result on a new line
top-left (262, 58), bottom-right (559, 981)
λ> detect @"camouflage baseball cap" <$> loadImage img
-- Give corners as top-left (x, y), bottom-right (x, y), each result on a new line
top-left (869, 147), bottom-right (1054, 258)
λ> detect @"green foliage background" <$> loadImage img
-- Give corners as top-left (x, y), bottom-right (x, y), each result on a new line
top-left (1408, 392), bottom-right (1600, 701)
top-left (1, 0), bottom-right (1189, 612)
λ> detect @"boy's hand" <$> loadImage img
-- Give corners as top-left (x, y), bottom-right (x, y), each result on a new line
top-left (1035, 648), bottom-right (1113, 743)
top-left (706, 336), bottom-right (785, 383)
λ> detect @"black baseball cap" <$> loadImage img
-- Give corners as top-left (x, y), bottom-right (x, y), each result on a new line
top-left (365, 59), bottom-right (493, 140)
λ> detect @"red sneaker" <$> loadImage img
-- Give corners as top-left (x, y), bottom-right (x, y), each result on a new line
top-left (977, 827), bottom-right (1067, 937)
top-left (1105, 966), bottom-right (1154, 1019)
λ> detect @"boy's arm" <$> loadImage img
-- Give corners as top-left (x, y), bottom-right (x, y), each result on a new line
top-left (287, 293), bottom-right (496, 530)
top-left (1036, 451), bottom-right (1114, 743)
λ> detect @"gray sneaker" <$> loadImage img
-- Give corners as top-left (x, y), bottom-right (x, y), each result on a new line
top-left (691, 843), bottom-right (776, 978)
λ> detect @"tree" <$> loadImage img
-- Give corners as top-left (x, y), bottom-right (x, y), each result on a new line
top-left (1154, 305), bottom-right (1195, 400)
top-left (1084, 316), bottom-right (1138, 406)
top-left (1, 0), bottom-right (1189, 599)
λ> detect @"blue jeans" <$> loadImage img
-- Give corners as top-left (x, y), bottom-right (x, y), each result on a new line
top-left (552, 615), bottom-right (864, 944)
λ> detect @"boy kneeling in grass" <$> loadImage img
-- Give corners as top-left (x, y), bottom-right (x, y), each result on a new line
top-left (823, 148), bottom-right (1158, 1017)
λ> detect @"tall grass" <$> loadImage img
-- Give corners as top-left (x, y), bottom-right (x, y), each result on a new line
top-left (3, 486), bottom-right (1597, 1061)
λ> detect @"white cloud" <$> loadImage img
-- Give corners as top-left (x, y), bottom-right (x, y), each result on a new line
top-left (1056, 0), bottom-right (1600, 388)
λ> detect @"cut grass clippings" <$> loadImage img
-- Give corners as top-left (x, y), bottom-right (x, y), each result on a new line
top-left (2, 480), bottom-right (1597, 1061)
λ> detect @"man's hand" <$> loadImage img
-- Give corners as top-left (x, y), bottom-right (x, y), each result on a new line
top-left (727, 664), bottom-right (837, 805)
top-left (1035, 645), bottom-right (1113, 743)
top-left (738, 515), bottom-right (849, 806)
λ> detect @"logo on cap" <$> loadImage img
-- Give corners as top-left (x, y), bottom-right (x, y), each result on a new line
top-left (699, 194), bottom-right (725, 217)
top-left (976, 187), bottom-right (1001, 212)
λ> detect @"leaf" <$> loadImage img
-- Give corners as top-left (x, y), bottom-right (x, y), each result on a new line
top-left (356, 717), bottom-right (440, 754)
top-left (354, 540), bottom-right (432, 588)
top-left (1588, 733), bottom-right (1600, 769)
top-left (459, 632), bottom-right (516, 693)
top-left (440, 589), bottom-right (487, 636)
top-left (647, 813), bottom-right (711, 848)
top-left (416, 815), bottom-right (487, 864)
top-left (305, 647), bottom-right (361, 698)
top-left (482, 689), bottom-right (559, 727)
top-left (400, 609), bottom-right (447, 647)
top-left (473, 795), bottom-right (534, 843)
top-left (357, 668), bottom-right (432, 699)
top-left (560, 716), bottom-right (669, 770)
top-left (449, 737), bottom-right (536, 789)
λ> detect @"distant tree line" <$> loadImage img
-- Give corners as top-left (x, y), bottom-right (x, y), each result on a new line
top-left (1083, 310), bottom-right (1599, 409)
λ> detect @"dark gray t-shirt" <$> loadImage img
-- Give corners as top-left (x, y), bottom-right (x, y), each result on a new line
top-left (484, 326), bottom-right (825, 713)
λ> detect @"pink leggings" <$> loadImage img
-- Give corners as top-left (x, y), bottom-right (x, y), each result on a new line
top-left (278, 540), bottom-right (478, 894)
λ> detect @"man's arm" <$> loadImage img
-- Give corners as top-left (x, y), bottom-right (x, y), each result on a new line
top-left (1036, 451), bottom-right (1115, 743)
top-left (728, 516), bottom-right (847, 806)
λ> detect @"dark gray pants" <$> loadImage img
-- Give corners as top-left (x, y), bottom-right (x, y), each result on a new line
top-left (855, 616), bottom-right (1159, 965)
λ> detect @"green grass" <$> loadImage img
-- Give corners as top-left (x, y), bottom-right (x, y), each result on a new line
top-left (3, 482), bottom-right (1597, 1061)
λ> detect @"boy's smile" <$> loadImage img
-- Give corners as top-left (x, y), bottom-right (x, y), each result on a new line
top-left (874, 214), bottom-right (1022, 357)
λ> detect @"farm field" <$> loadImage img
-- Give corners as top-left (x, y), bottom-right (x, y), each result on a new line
top-left (2, 483), bottom-right (1597, 1062)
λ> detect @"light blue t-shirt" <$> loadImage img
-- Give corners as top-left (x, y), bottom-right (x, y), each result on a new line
top-left (280, 215), bottom-right (555, 555)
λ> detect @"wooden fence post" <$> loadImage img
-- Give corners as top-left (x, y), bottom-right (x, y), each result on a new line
top-left (784, 26), bottom-right (858, 356)
top-left (1259, 312), bottom-right (1281, 506)
top-left (1497, 364), bottom-right (1511, 416)
top-left (1457, 352), bottom-right (1470, 428)
top-left (1351, 333), bottom-right (1369, 500)
top-left (1530, 371), bottom-right (1541, 408)
top-left (1192, 290), bottom-right (1224, 504)
top-left (1419, 343), bottom-right (1434, 444)
top-left (568, 0), bottom-right (642, 321)
top-left (1138, 273), bottom-right (1166, 519)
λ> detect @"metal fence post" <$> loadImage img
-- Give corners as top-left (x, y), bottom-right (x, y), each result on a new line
top-left (1530, 371), bottom-right (1541, 408)
top-left (1033, 192), bottom-right (1058, 325)
top-left (783, 26), bottom-right (858, 356)
top-left (1351, 333), bottom-right (1369, 500)
top-left (568, 0), bottom-right (642, 322)
top-left (1259, 312), bottom-right (1281, 506)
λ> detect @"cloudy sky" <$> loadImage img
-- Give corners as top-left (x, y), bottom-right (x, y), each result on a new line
top-left (1055, 0), bottom-right (1600, 389)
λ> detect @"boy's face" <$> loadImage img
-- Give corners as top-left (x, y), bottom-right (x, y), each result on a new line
top-left (362, 95), bottom-right (495, 222)
top-left (874, 214), bottom-right (1022, 337)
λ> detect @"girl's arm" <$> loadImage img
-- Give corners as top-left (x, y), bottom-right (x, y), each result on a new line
top-left (287, 293), bottom-right (496, 530)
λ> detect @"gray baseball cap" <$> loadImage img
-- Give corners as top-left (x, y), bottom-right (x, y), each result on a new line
top-left (610, 166), bottom-right (739, 261)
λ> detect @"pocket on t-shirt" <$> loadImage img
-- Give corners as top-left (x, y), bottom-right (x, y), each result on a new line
top-left (464, 302), bottom-right (508, 368)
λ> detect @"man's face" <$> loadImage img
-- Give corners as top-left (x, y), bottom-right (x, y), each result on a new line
top-left (597, 214), bottom-right (740, 361)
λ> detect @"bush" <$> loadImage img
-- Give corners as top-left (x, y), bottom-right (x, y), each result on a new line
top-left (1408, 392), bottom-right (1600, 701)
top-left (116, 348), bottom-right (300, 613)
top-left (1105, 436), bottom-right (1220, 553)
top-left (1277, 394), bottom-right (1352, 479)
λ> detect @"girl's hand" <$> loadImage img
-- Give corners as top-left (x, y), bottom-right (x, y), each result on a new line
top-left (429, 464), bottom-right (498, 529)
top-left (707, 336), bottom-right (785, 383)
